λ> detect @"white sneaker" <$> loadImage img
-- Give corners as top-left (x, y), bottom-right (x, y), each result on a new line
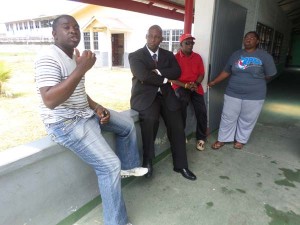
top-left (126, 223), bottom-right (133, 225)
top-left (121, 167), bottom-right (148, 178)
top-left (196, 140), bottom-right (205, 151)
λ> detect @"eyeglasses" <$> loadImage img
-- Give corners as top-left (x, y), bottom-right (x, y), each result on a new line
top-left (183, 41), bottom-right (195, 46)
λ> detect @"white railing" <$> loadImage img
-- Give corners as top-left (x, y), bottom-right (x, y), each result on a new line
top-left (0, 36), bottom-right (54, 44)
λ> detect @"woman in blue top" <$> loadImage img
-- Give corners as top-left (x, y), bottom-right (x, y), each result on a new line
top-left (208, 31), bottom-right (277, 150)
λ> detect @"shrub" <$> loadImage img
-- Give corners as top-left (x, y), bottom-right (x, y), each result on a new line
top-left (0, 61), bottom-right (12, 95)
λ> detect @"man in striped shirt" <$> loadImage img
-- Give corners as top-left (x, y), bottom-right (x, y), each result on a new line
top-left (35, 15), bottom-right (145, 225)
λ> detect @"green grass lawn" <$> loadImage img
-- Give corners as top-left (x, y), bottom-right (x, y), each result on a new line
top-left (0, 53), bottom-right (132, 152)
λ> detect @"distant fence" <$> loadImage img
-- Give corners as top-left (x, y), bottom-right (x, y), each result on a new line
top-left (0, 36), bottom-right (53, 45)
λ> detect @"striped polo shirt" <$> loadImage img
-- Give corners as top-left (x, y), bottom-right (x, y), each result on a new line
top-left (35, 45), bottom-right (94, 124)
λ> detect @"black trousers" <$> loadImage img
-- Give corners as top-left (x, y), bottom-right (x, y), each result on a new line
top-left (138, 94), bottom-right (188, 169)
top-left (175, 88), bottom-right (207, 141)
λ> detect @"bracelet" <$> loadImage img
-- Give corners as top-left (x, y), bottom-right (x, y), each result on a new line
top-left (184, 83), bottom-right (188, 89)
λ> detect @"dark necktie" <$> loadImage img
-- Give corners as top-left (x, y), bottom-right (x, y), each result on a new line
top-left (152, 53), bottom-right (157, 67)
top-left (152, 53), bottom-right (161, 93)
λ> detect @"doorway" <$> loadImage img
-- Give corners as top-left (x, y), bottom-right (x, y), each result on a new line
top-left (208, 0), bottom-right (247, 132)
top-left (111, 33), bottom-right (124, 67)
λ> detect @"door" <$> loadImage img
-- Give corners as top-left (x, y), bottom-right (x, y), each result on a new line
top-left (112, 33), bottom-right (124, 67)
top-left (208, 0), bottom-right (247, 132)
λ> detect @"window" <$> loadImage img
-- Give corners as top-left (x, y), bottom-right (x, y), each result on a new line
top-left (41, 20), bottom-right (51, 28)
top-left (161, 29), bottom-right (183, 53)
top-left (84, 32), bottom-right (91, 50)
top-left (256, 22), bottom-right (274, 53)
top-left (24, 22), bottom-right (28, 30)
top-left (49, 19), bottom-right (54, 27)
top-left (162, 30), bottom-right (170, 41)
top-left (172, 29), bottom-right (182, 42)
top-left (35, 21), bottom-right (40, 29)
top-left (83, 32), bottom-right (99, 50)
top-left (161, 30), bottom-right (170, 50)
top-left (19, 22), bottom-right (23, 30)
top-left (93, 32), bottom-right (99, 50)
top-left (272, 31), bottom-right (284, 64)
top-left (171, 29), bottom-right (183, 53)
top-left (29, 21), bottom-right (34, 29)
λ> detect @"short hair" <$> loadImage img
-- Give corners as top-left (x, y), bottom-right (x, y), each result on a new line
top-left (244, 31), bottom-right (260, 40)
top-left (52, 14), bottom-right (75, 31)
top-left (148, 25), bottom-right (162, 35)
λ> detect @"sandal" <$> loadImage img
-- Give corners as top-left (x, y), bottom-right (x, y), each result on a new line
top-left (234, 142), bottom-right (244, 149)
top-left (211, 141), bottom-right (225, 150)
top-left (196, 140), bottom-right (205, 151)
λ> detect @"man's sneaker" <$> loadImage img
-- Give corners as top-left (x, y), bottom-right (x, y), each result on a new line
top-left (196, 140), bottom-right (205, 151)
top-left (121, 167), bottom-right (148, 178)
top-left (126, 223), bottom-right (133, 225)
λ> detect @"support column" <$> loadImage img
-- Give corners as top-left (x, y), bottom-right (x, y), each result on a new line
top-left (193, 0), bottom-right (216, 92)
top-left (184, 0), bottom-right (194, 34)
top-left (107, 29), bottom-right (112, 69)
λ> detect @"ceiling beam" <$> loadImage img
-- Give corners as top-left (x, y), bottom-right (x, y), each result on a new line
top-left (143, 0), bottom-right (185, 11)
top-left (278, 0), bottom-right (299, 7)
top-left (71, 0), bottom-right (184, 21)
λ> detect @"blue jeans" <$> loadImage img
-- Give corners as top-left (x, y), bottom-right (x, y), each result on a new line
top-left (45, 109), bottom-right (141, 225)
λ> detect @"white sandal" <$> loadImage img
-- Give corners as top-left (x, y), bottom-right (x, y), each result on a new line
top-left (196, 140), bottom-right (205, 151)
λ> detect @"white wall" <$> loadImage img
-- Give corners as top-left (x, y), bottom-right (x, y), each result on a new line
top-left (231, 0), bottom-right (292, 64)
top-left (74, 5), bottom-right (183, 53)
top-left (257, 0), bottom-right (291, 65)
top-left (193, 0), bottom-right (292, 84)
top-left (0, 108), bottom-right (196, 225)
top-left (230, 0), bottom-right (260, 33)
top-left (193, 0), bottom-right (216, 93)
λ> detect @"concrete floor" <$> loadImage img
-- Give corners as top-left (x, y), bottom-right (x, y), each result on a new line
top-left (73, 68), bottom-right (300, 225)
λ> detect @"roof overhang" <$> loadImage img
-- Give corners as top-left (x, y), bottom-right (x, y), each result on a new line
top-left (71, 0), bottom-right (186, 21)
top-left (81, 16), bottom-right (133, 32)
top-left (71, 0), bottom-right (300, 35)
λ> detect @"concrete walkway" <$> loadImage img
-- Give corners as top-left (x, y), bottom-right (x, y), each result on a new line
top-left (73, 68), bottom-right (300, 225)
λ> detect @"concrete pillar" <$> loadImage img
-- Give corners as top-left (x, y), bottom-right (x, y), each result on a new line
top-left (184, 0), bottom-right (194, 34)
top-left (107, 29), bottom-right (112, 69)
top-left (193, 0), bottom-right (216, 92)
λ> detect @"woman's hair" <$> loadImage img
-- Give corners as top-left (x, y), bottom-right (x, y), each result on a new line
top-left (244, 31), bottom-right (260, 40)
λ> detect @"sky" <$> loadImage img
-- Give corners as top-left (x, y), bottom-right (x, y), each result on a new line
top-left (0, 0), bottom-right (85, 23)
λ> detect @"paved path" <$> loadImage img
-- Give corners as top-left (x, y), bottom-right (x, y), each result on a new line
top-left (73, 68), bottom-right (300, 225)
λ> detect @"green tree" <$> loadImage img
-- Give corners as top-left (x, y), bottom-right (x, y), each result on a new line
top-left (0, 61), bottom-right (11, 95)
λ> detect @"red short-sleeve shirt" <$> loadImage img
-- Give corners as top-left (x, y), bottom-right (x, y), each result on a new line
top-left (173, 50), bottom-right (205, 95)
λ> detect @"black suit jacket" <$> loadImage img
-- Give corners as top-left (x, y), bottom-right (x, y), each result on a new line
top-left (129, 46), bottom-right (182, 111)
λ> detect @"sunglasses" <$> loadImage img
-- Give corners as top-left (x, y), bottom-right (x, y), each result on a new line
top-left (183, 41), bottom-right (195, 46)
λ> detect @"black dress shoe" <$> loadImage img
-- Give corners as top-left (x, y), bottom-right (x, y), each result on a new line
top-left (142, 159), bottom-right (153, 178)
top-left (173, 168), bottom-right (197, 181)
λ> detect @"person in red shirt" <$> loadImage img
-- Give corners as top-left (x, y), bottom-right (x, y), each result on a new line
top-left (171, 33), bottom-right (207, 151)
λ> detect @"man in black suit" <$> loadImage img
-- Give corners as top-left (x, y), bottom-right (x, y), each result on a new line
top-left (128, 25), bottom-right (196, 181)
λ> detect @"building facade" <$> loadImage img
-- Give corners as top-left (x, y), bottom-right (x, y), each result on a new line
top-left (0, 4), bottom-right (184, 68)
